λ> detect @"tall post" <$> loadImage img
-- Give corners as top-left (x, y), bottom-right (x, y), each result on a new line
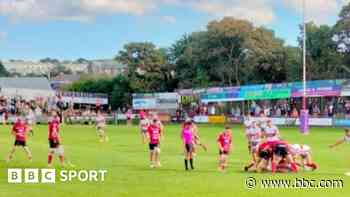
top-left (300, 0), bottom-right (309, 134)
top-left (302, 0), bottom-right (307, 110)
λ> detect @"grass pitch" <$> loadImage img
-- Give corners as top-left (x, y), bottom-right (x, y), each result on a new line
top-left (0, 124), bottom-right (349, 197)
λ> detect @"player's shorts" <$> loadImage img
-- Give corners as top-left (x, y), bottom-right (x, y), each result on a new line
top-left (248, 141), bottom-right (260, 153)
top-left (274, 145), bottom-right (288, 157)
top-left (149, 143), bottom-right (159, 151)
top-left (300, 153), bottom-right (308, 159)
top-left (259, 149), bottom-right (271, 160)
top-left (141, 129), bottom-right (147, 134)
top-left (14, 140), bottom-right (26, 147)
top-left (185, 143), bottom-right (194, 153)
top-left (219, 150), bottom-right (229, 155)
top-left (96, 126), bottom-right (103, 130)
top-left (49, 140), bottom-right (60, 148)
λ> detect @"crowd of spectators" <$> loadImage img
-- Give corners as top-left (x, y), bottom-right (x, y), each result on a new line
top-left (179, 97), bottom-right (350, 119)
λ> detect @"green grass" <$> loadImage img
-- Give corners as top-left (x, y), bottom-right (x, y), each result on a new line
top-left (0, 124), bottom-right (349, 197)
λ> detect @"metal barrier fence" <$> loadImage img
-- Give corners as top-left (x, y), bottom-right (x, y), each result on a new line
top-left (2, 114), bottom-right (350, 127)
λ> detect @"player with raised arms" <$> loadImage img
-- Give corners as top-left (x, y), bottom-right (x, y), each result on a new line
top-left (147, 118), bottom-right (162, 168)
top-left (47, 110), bottom-right (65, 167)
top-left (6, 112), bottom-right (32, 162)
top-left (96, 110), bottom-right (108, 142)
top-left (217, 125), bottom-right (232, 172)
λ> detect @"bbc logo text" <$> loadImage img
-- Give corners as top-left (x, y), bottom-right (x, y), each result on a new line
top-left (8, 169), bottom-right (107, 184)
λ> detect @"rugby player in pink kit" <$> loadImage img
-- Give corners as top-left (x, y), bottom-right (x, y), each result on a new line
top-left (147, 118), bottom-right (162, 168)
top-left (217, 125), bottom-right (232, 171)
top-left (181, 120), bottom-right (195, 170)
top-left (181, 121), bottom-right (194, 170)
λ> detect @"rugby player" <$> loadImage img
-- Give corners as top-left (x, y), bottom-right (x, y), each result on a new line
top-left (217, 125), bottom-right (232, 171)
top-left (147, 118), bottom-right (162, 168)
top-left (6, 113), bottom-right (33, 162)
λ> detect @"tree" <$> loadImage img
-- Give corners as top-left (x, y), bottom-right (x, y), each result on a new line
top-left (66, 75), bottom-right (132, 109)
top-left (334, 2), bottom-right (350, 54)
top-left (0, 61), bottom-right (10, 77)
top-left (110, 75), bottom-right (131, 109)
top-left (116, 42), bottom-right (173, 93)
top-left (299, 22), bottom-right (343, 80)
top-left (171, 33), bottom-right (210, 88)
top-left (40, 58), bottom-right (60, 64)
top-left (172, 17), bottom-right (291, 87)
top-left (334, 2), bottom-right (350, 72)
top-left (76, 58), bottom-right (89, 63)
top-left (50, 64), bottom-right (72, 77)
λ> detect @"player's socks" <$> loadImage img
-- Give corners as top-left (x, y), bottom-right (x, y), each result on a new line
top-left (190, 159), bottom-right (194, 170)
top-left (184, 159), bottom-right (188, 170)
top-left (244, 163), bottom-right (254, 171)
top-left (59, 155), bottom-right (65, 164)
top-left (48, 154), bottom-right (53, 164)
top-left (201, 144), bottom-right (208, 152)
top-left (306, 163), bottom-right (317, 170)
top-left (271, 162), bottom-right (277, 173)
top-left (290, 162), bottom-right (298, 172)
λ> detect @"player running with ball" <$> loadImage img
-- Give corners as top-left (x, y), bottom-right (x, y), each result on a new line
top-left (47, 110), bottom-right (65, 167)
top-left (217, 125), bottom-right (232, 172)
top-left (7, 113), bottom-right (33, 162)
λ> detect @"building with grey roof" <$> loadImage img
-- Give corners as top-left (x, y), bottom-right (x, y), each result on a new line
top-left (0, 77), bottom-right (55, 99)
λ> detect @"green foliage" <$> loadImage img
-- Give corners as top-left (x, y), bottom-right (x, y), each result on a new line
top-left (0, 61), bottom-right (10, 77)
top-left (115, 42), bottom-right (175, 93)
top-left (299, 22), bottom-right (345, 80)
top-left (172, 17), bottom-right (294, 87)
top-left (66, 10), bottom-right (350, 108)
top-left (66, 75), bottom-right (131, 109)
top-left (50, 64), bottom-right (72, 77)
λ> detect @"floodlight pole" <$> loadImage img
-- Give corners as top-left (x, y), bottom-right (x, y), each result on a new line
top-left (300, 0), bottom-right (309, 134)
top-left (302, 0), bottom-right (307, 111)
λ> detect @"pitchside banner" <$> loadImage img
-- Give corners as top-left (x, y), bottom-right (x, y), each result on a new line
top-left (62, 96), bottom-right (108, 105)
top-left (201, 87), bottom-right (242, 103)
top-left (199, 79), bottom-right (348, 103)
top-left (291, 80), bottom-right (342, 97)
top-left (341, 79), bottom-right (350, 96)
top-left (240, 84), bottom-right (291, 100)
top-left (132, 93), bottom-right (179, 110)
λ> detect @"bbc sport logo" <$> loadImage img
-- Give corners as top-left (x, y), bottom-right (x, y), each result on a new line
top-left (8, 168), bottom-right (108, 184)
